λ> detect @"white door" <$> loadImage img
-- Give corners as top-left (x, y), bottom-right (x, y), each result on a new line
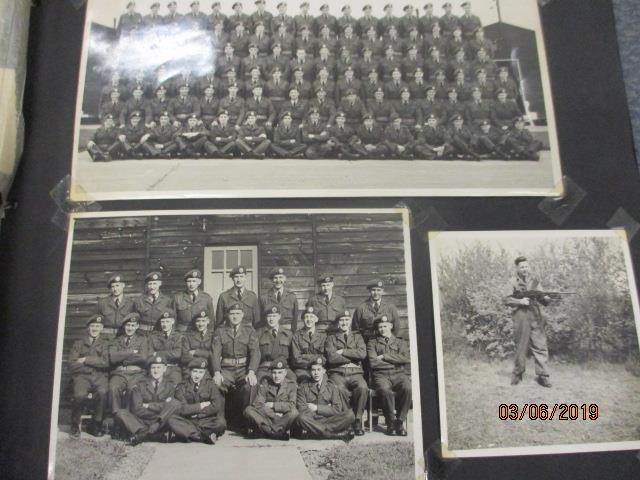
top-left (203, 245), bottom-right (259, 307)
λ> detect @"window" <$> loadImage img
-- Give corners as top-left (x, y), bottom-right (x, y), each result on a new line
top-left (203, 246), bottom-right (259, 307)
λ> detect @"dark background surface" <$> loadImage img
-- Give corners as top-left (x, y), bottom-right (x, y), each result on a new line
top-left (1, 0), bottom-right (640, 479)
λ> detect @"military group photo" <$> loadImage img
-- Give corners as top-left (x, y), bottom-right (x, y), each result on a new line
top-left (51, 210), bottom-right (423, 479)
top-left (429, 230), bottom-right (640, 456)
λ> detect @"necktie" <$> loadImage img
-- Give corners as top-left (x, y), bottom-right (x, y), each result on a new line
top-left (272, 329), bottom-right (277, 338)
top-left (154, 380), bottom-right (159, 394)
top-left (309, 331), bottom-right (313, 342)
top-left (276, 291), bottom-right (281, 302)
top-left (385, 337), bottom-right (389, 344)
top-left (233, 326), bottom-right (238, 337)
top-left (237, 288), bottom-right (242, 300)
top-left (191, 293), bottom-right (197, 302)
top-left (90, 337), bottom-right (95, 345)
top-left (194, 382), bottom-right (199, 392)
top-left (165, 332), bottom-right (169, 339)
top-left (374, 302), bottom-right (379, 313)
top-left (125, 337), bottom-right (131, 347)
top-left (115, 297), bottom-right (120, 307)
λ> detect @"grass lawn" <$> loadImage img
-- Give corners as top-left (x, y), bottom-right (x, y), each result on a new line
top-left (301, 442), bottom-right (415, 480)
top-left (442, 353), bottom-right (640, 451)
top-left (54, 436), bottom-right (154, 480)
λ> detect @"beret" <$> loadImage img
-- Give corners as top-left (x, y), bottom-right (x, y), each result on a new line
top-left (373, 315), bottom-right (392, 326)
top-left (149, 355), bottom-right (167, 366)
top-left (190, 1), bottom-right (200, 6)
top-left (403, 5), bottom-right (412, 11)
top-left (335, 112), bottom-right (346, 118)
top-left (302, 306), bottom-right (318, 318)
top-left (426, 113), bottom-right (437, 120)
top-left (423, 3), bottom-right (433, 8)
top-left (145, 271), bottom-right (162, 282)
top-left (212, 1), bottom-right (221, 6)
top-left (362, 5), bottom-right (372, 11)
top-left (480, 120), bottom-right (490, 126)
top-left (318, 275), bottom-right (334, 284)
top-left (126, 2), bottom-right (136, 7)
top-left (226, 303), bottom-right (244, 313)
top-left (108, 274), bottom-right (124, 286)
top-left (447, 87), bottom-right (458, 94)
top-left (159, 308), bottom-right (175, 319)
top-left (232, 2), bottom-right (242, 8)
top-left (384, 4), bottom-right (393, 10)
top-left (167, 1), bottom-right (177, 6)
top-left (300, 1), bottom-right (309, 6)
top-left (218, 109), bottom-right (230, 116)
top-left (265, 305), bottom-right (281, 315)
top-left (229, 266), bottom-right (247, 276)
top-left (451, 114), bottom-right (464, 122)
top-left (246, 110), bottom-right (257, 116)
top-left (461, 1), bottom-right (471, 6)
top-left (367, 279), bottom-right (384, 289)
top-left (150, 2), bottom-right (160, 8)
top-left (515, 256), bottom-right (528, 265)
top-left (86, 314), bottom-right (104, 326)
top-left (363, 113), bottom-right (373, 120)
top-left (311, 356), bottom-right (326, 366)
top-left (320, 4), bottom-right (329, 10)
top-left (443, 2), bottom-right (452, 7)
top-left (335, 310), bottom-right (352, 321)
top-left (189, 358), bottom-right (208, 369)
top-left (271, 358), bottom-right (288, 370)
top-left (189, 113), bottom-right (199, 119)
top-left (122, 312), bottom-right (141, 324)
top-left (390, 112), bottom-right (401, 120)
top-left (192, 310), bottom-right (210, 321)
top-left (276, 2), bottom-right (286, 8)
top-left (184, 269), bottom-right (202, 280)
top-left (280, 110), bottom-right (292, 119)
top-left (270, 267), bottom-right (286, 278)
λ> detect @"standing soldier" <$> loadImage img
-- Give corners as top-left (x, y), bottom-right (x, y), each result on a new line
top-left (149, 310), bottom-right (183, 385)
top-left (114, 355), bottom-right (181, 445)
top-left (168, 358), bottom-right (227, 444)
top-left (419, 3), bottom-right (440, 36)
top-left (173, 269), bottom-right (215, 332)
top-left (379, 4), bottom-right (399, 35)
top-left (147, 86), bottom-right (171, 126)
top-left (245, 84), bottom-right (276, 132)
top-left (108, 313), bottom-right (150, 414)
top-left (465, 86), bottom-right (492, 128)
top-left (339, 89), bottom-right (366, 127)
top-left (205, 109), bottom-right (238, 158)
top-left (504, 117), bottom-right (544, 160)
top-left (291, 306), bottom-right (327, 383)
top-left (164, 1), bottom-right (182, 27)
top-left (134, 271), bottom-right (175, 334)
top-left (325, 310), bottom-right (367, 436)
top-left (119, 87), bottom-right (151, 127)
top-left (215, 266), bottom-right (261, 328)
top-left (357, 4), bottom-right (378, 37)
top-left (251, 0), bottom-right (273, 35)
top-left (399, 5), bottom-right (420, 37)
top-left (439, 2), bottom-right (460, 38)
top-left (209, 2), bottom-right (228, 32)
top-left (229, 2), bottom-right (250, 31)
top-left (459, 2), bottom-right (482, 40)
top-left (352, 280), bottom-right (401, 341)
top-left (315, 4), bottom-right (337, 35)
top-left (271, 111), bottom-right (306, 158)
top-left (306, 275), bottom-right (346, 334)
top-left (117, 2), bottom-right (143, 38)
top-left (99, 90), bottom-right (125, 123)
top-left (419, 86), bottom-right (445, 125)
top-left (68, 314), bottom-right (109, 438)
top-left (96, 273), bottom-right (135, 341)
top-left (235, 111), bottom-right (272, 158)
top-left (168, 85), bottom-right (201, 127)
top-left (294, 2), bottom-right (313, 35)
top-left (367, 316), bottom-right (412, 436)
top-left (86, 114), bottom-right (119, 162)
top-left (294, 357), bottom-right (355, 440)
top-left (271, 22), bottom-right (295, 59)
top-left (260, 267), bottom-right (300, 331)
top-left (362, 70), bottom-right (385, 103)
top-left (308, 87), bottom-right (337, 128)
top-left (181, 310), bottom-right (215, 379)
top-left (183, 1), bottom-right (209, 30)
top-left (250, 21), bottom-right (271, 57)
top-left (212, 304), bottom-right (260, 427)
top-left (255, 306), bottom-right (296, 382)
top-left (495, 67), bottom-right (519, 101)
top-left (503, 256), bottom-right (552, 387)
top-left (244, 359), bottom-right (298, 440)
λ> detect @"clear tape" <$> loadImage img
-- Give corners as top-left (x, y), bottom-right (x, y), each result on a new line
top-left (538, 176), bottom-right (587, 226)
top-left (49, 175), bottom-right (102, 231)
top-left (606, 208), bottom-right (640, 241)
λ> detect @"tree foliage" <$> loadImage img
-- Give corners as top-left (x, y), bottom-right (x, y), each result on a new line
top-left (436, 237), bottom-right (638, 362)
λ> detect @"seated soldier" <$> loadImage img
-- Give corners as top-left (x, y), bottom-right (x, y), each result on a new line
top-left (362, 69), bottom-right (385, 103)
top-left (242, 43), bottom-right (265, 81)
top-left (149, 310), bottom-right (183, 385)
top-left (290, 66), bottom-right (313, 100)
top-left (212, 303), bottom-right (260, 429)
top-left (109, 312), bottom-right (150, 414)
top-left (465, 86), bottom-right (492, 128)
top-left (255, 305), bottom-right (296, 382)
top-left (325, 310), bottom-right (367, 436)
top-left (86, 114), bottom-right (119, 162)
top-left (99, 89), bottom-right (125, 123)
top-left (472, 68), bottom-right (496, 103)
top-left (367, 87), bottom-right (394, 127)
top-left (114, 355), bottom-right (181, 445)
top-left (288, 47), bottom-right (314, 82)
top-left (219, 83), bottom-right (246, 129)
top-left (204, 109), bottom-right (238, 158)
top-left (146, 111), bottom-right (178, 158)
top-left (199, 85), bottom-right (220, 125)
top-left (301, 108), bottom-right (330, 159)
top-left (393, 88), bottom-right (423, 131)
top-left (68, 314), bottom-right (109, 438)
top-left (291, 306), bottom-right (327, 383)
top-left (243, 67), bottom-right (266, 100)
top-left (472, 120), bottom-right (510, 159)
top-left (244, 358), bottom-right (298, 440)
top-left (495, 66), bottom-right (519, 100)
top-left (402, 44), bottom-right (424, 81)
top-left (324, 112), bottom-right (360, 159)
top-left (114, 111), bottom-right (152, 159)
top-left (351, 114), bottom-right (389, 159)
top-left (352, 280), bottom-right (402, 342)
top-left (279, 87), bottom-right (309, 125)
top-left (503, 116), bottom-right (544, 160)
top-left (293, 357), bottom-right (355, 441)
top-left (175, 114), bottom-right (208, 157)
top-left (181, 310), bottom-right (214, 379)
top-left (384, 113), bottom-right (416, 159)
top-left (308, 88), bottom-right (336, 127)
top-left (235, 111), bottom-right (272, 158)
top-left (119, 87), bottom-right (151, 127)
top-left (384, 68), bottom-right (407, 102)
top-left (168, 358), bottom-right (226, 444)
top-left (271, 110), bottom-right (306, 158)
top-left (264, 66), bottom-right (289, 114)
top-left (244, 84), bottom-right (276, 131)
top-left (414, 114), bottom-right (454, 160)
top-left (408, 68), bottom-right (429, 101)
top-left (491, 89), bottom-right (522, 132)
top-left (338, 89), bottom-right (366, 127)
top-left (367, 315), bottom-right (412, 436)
top-left (168, 84), bottom-right (200, 127)
top-left (448, 114), bottom-right (481, 160)
top-left (264, 43), bottom-right (290, 81)
top-left (313, 49), bottom-right (337, 84)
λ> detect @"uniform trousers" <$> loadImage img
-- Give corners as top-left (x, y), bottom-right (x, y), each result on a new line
top-left (244, 407), bottom-right (298, 437)
top-left (294, 409), bottom-right (355, 438)
top-left (167, 413), bottom-right (227, 441)
top-left (371, 369), bottom-right (412, 424)
top-left (71, 373), bottom-right (108, 425)
top-left (513, 314), bottom-right (549, 377)
top-left (328, 371), bottom-right (368, 420)
top-left (109, 371), bottom-right (146, 413)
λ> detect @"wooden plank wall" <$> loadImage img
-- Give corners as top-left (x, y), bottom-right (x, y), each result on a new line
top-left (61, 213), bottom-right (410, 389)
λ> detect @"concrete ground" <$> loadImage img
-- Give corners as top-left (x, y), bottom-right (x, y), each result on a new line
top-left (72, 126), bottom-right (558, 200)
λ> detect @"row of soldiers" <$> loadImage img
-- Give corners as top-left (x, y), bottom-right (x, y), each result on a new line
top-left (68, 269), bottom-right (411, 443)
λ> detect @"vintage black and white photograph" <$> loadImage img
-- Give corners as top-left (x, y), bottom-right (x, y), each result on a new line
top-left (70, 0), bottom-right (562, 200)
top-left (48, 209), bottom-right (424, 479)
top-left (429, 230), bottom-right (640, 457)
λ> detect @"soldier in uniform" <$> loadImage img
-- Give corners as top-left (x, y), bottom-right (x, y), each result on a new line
top-left (367, 316), bottom-right (411, 436)
top-left (229, 2), bottom-right (250, 31)
top-left (217, 44), bottom-right (242, 78)
top-left (308, 87), bottom-right (336, 127)
top-left (291, 306), bottom-right (327, 383)
top-left (271, 110), bottom-right (306, 158)
top-left (313, 50), bottom-right (337, 86)
top-left (362, 69), bottom-right (384, 102)
top-left (294, 2), bottom-right (313, 35)
top-left (259, 267), bottom-right (300, 331)
top-left (147, 86), bottom-right (171, 126)
top-left (338, 23), bottom-right (360, 57)
top-left (325, 310), bottom-right (367, 436)
top-left (448, 49), bottom-right (472, 82)
top-left (399, 5), bottom-right (419, 37)
top-left (250, 21), bottom-right (272, 57)
top-left (148, 310), bottom-right (183, 385)
top-left (472, 120), bottom-right (510, 159)
top-left (229, 21), bottom-right (250, 57)
top-left (379, 4), bottom-right (399, 36)
top-left (215, 265), bottom-right (261, 328)
top-left (294, 357), bottom-right (355, 440)
top-left (134, 271), bottom-right (175, 334)
top-left (423, 21), bottom-right (446, 56)
top-left (219, 83), bottom-right (246, 129)
top-left (99, 90), bottom-right (125, 123)
top-left (301, 108), bottom-right (331, 159)
top-left (503, 256), bottom-right (552, 387)
top-left (338, 89), bottom-right (366, 127)
top-left (181, 310), bottom-right (215, 378)
top-left (212, 303), bottom-right (260, 427)
top-left (367, 87), bottom-right (394, 127)
top-left (87, 115), bottom-right (120, 162)
top-left (384, 68), bottom-right (408, 102)
top-left (352, 280), bottom-right (401, 341)
top-left (467, 27), bottom-right (497, 60)
top-left (108, 313), bottom-right (150, 414)
top-left (504, 117), bottom-right (544, 160)
top-left (236, 111), bottom-right (272, 157)
top-left (164, 1), bottom-right (182, 27)
top-left (114, 355), bottom-right (181, 445)
top-left (306, 275), bottom-right (346, 334)
top-left (264, 66), bottom-right (289, 113)
top-left (325, 112), bottom-right (360, 159)
top-left (242, 44), bottom-right (264, 81)
top-left (147, 112), bottom-right (179, 158)
top-left (408, 67), bottom-right (429, 101)
top-left (290, 66), bottom-right (313, 100)
top-left (414, 113), bottom-right (453, 159)
top-left (199, 85), bottom-right (220, 126)
top-left (420, 86), bottom-right (445, 125)
top-left (119, 87), bottom-right (150, 127)
top-left (473, 68), bottom-right (496, 101)
top-left (96, 274), bottom-right (135, 341)
top-left (491, 89), bottom-right (522, 131)
top-left (114, 112), bottom-right (152, 159)
top-left (393, 88), bottom-right (423, 130)
top-left (402, 44), bottom-right (424, 82)
top-left (316, 24), bottom-right (338, 57)
top-left (176, 114), bottom-right (208, 157)
top-left (279, 87), bottom-right (308, 124)
top-left (68, 314), bottom-right (109, 438)
top-left (357, 4), bottom-right (378, 37)
top-left (295, 25), bottom-right (316, 57)
top-left (204, 109), bottom-right (238, 158)
top-left (209, 2), bottom-right (228, 32)
top-left (459, 1), bottom-right (482, 40)
top-left (336, 67), bottom-right (362, 103)
top-left (271, 22), bottom-right (295, 58)
top-left (245, 84), bottom-right (276, 132)
top-left (446, 25), bottom-right (467, 60)
top-left (117, 2), bottom-right (143, 38)
top-left (316, 4), bottom-right (337, 35)
top-left (439, 2), bottom-right (460, 37)
top-left (142, 3), bottom-right (163, 30)
top-left (289, 47), bottom-right (314, 82)
top-left (244, 359), bottom-right (298, 440)
top-left (465, 86), bottom-right (492, 128)
top-left (351, 114), bottom-right (389, 159)
top-left (255, 306), bottom-right (296, 382)
top-left (419, 3), bottom-right (440, 36)
top-left (448, 114), bottom-right (480, 159)
top-left (183, 1), bottom-right (209, 30)
top-left (379, 46), bottom-right (402, 82)
top-left (384, 113), bottom-right (416, 159)
top-left (168, 358), bottom-right (227, 444)
top-left (168, 85), bottom-right (200, 127)
top-left (495, 66), bottom-right (519, 100)
top-left (471, 48), bottom-right (497, 79)
top-left (442, 87), bottom-right (467, 125)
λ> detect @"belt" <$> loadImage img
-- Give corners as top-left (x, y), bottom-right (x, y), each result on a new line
top-left (102, 327), bottom-right (118, 335)
top-left (221, 357), bottom-right (247, 367)
top-left (138, 324), bottom-right (154, 331)
top-left (334, 365), bottom-right (363, 373)
top-left (166, 363), bottom-right (178, 367)
top-left (259, 360), bottom-right (274, 368)
top-left (115, 365), bottom-right (143, 372)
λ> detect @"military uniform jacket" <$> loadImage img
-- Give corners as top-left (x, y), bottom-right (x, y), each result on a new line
top-left (308, 98), bottom-right (337, 125)
top-left (229, 32), bottom-right (250, 57)
top-left (356, 15), bottom-right (378, 37)
top-left (219, 97), bottom-right (245, 126)
top-left (271, 14), bottom-right (294, 34)
top-left (399, 14), bottom-right (420, 37)
top-left (250, 11), bottom-right (273, 34)
top-left (325, 331), bottom-right (366, 374)
top-left (367, 100), bottom-right (394, 123)
top-left (254, 377), bottom-right (297, 415)
top-left (291, 328), bottom-right (327, 370)
top-left (449, 125), bottom-right (475, 144)
top-left (279, 100), bottom-right (308, 123)
top-left (242, 55), bottom-right (266, 78)
top-left (467, 38), bottom-right (497, 58)
top-left (472, 59), bottom-right (497, 78)
top-left (174, 290), bottom-right (215, 328)
top-left (378, 15), bottom-right (400, 35)
top-left (361, 37), bottom-right (385, 58)
top-left (423, 34), bottom-right (447, 56)
top-left (301, 121), bottom-right (329, 143)
top-left (384, 124), bottom-right (415, 148)
top-left (120, 98), bottom-right (151, 125)
top-left (305, 294), bottom-right (346, 325)
top-left (355, 124), bottom-right (386, 145)
top-left (245, 97), bottom-right (276, 124)
top-left (473, 80), bottom-right (496, 101)
top-left (182, 12), bottom-right (208, 31)
top-left (260, 288), bottom-right (299, 328)
top-left (216, 55), bottom-right (242, 76)
top-left (148, 124), bottom-right (178, 144)
top-left (212, 324), bottom-right (260, 372)
top-left (419, 15), bottom-right (440, 35)
top-left (294, 36), bottom-right (316, 56)
top-left (367, 335), bottom-right (410, 372)
top-left (459, 14), bottom-right (482, 38)
top-left (143, 13), bottom-right (163, 29)
top-left (117, 12), bottom-right (143, 36)
top-left (163, 12), bottom-right (183, 26)
top-left (338, 35), bottom-right (360, 55)
top-left (148, 98), bottom-right (171, 121)
top-left (315, 36), bottom-right (339, 56)
top-left (361, 80), bottom-right (385, 101)
top-left (290, 80), bottom-right (313, 100)
top-left (149, 330), bottom-right (184, 366)
top-left (130, 377), bottom-right (177, 419)
top-left (256, 327), bottom-right (294, 365)
top-left (178, 125), bottom-right (208, 142)
top-left (181, 329), bottom-right (215, 367)
top-left (327, 124), bottom-right (355, 144)
top-left (264, 79), bottom-right (289, 102)
top-left (109, 334), bottom-right (151, 370)
top-left (439, 13), bottom-right (461, 36)
top-left (420, 100), bottom-right (446, 124)
top-left (393, 100), bottom-right (423, 124)
top-left (99, 101), bottom-right (125, 121)
top-left (228, 12), bottom-right (250, 30)
top-left (238, 123), bottom-right (268, 142)
top-left (119, 123), bottom-right (148, 143)
top-left (503, 275), bottom-right (548, 323)
top-left (446, 37), bottom-right (468, 58)
top-left (168, 96), bottom-right (201, 120)
top-left (273, 123), bottom-right (301, 145)
top-left (297, 377), bottom-right (346, 416)
top-left (466, 100), bottom-right (493, 125)
top-left (175, 377), bottom-right (223, 418)
top-left (408, 80), bottom-right (430, 101)
top-left (249, 34), bottom-right (272, 56)
top-left (475, 125), bottom-right (504, 143)
top-left (336, 79), bottom-right (362, 101)
top-left (338, 99), bottom-right (366, 122)
top-left (271, 32), bottom-right (295, 56)
top-left (96, 295), bottom-right (135, 331)
top-left (494, 79), bottom-right (519, 100)
top-left (506, 128), bottom-right (537, 147)
top-left (199, 97), bottom-right (221, 120)
top-left (314, 57), bottom-right (337, 77)
top-left (491, 100), bottom-right (522, 127)
top-left (384, 81), bottom-right (408, 101)
top-left (293, 14), bottom-right (314, 35)
top-left (401, 56), bottom-right (425, 79)
top-left (380, 57), bottom-right (404, 80)
top-left (419, 125), bottom-right (450, 147)
top-left (69, 336), bottom-right (109, 376)
top-left (216, 287), bottom-right (261, 327)
top-left (209, 13), bottom-right (227, 31)
top-left (352, 299), bottom-right (401, 337)
top-left (443, 100), bottom-right (467, 123)
top-left (134, 293), bottom-right (175, 330)
top-left (91, 126), bottom-right (119, 147)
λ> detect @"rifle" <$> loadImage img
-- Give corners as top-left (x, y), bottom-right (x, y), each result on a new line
top-left (511, 290), bottom-right (577, 302)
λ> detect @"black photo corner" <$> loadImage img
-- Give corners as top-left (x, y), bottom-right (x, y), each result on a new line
top-left (1, 0), bottom-right (640, 479)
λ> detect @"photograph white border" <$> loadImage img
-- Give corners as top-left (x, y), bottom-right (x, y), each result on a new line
top-left (47, 208), bottom-right (424, 479)
top-left (69, 0), bottom-right (563, 201)
top-left (429, 229), bottom-right (640, 458)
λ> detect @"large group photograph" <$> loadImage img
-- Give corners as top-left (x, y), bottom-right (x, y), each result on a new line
top-left (429, 230), bottom-right (640, 457)
top-left (70, 0), bottom-right (562, 200)
top-left (48, 209), bottom-right (423, 480)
